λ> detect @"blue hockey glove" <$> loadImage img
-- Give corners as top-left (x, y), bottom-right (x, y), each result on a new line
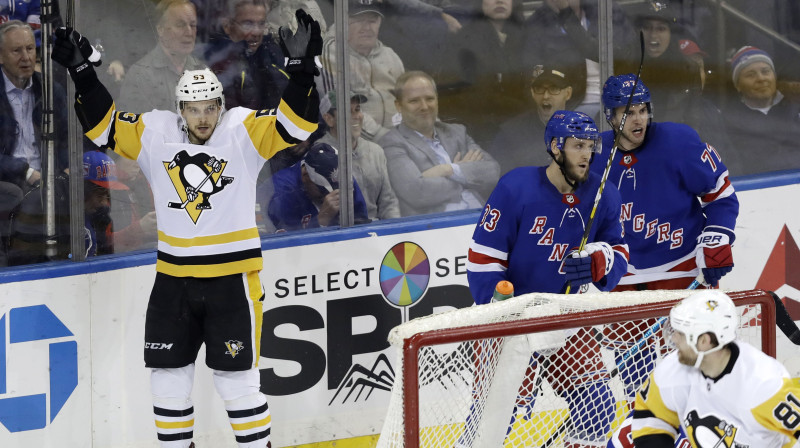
top-left (695, 230), bottom-right (734, 287)
top-left (562, 242), bottom-right (615, 288)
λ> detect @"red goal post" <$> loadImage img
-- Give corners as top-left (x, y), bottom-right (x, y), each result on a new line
top-left (376, 289), bottom-right (776, 448)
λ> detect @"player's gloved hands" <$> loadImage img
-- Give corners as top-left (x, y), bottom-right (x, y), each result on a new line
top-left (185, 186), bottom-right (198, 203)
top-left (279, 9), bottom-right (322, 85)
top-left (695, 230), bottom-right (734, 287)
top-left (562, 242), bottom-right (615, 288)
top-left (52, 27), bottom-right (101, 69)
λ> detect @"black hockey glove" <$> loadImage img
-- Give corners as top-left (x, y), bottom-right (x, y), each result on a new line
top-left (52, 27), bottom-right (102, 93)
top-left (279, 9), bottom-right (322, 87)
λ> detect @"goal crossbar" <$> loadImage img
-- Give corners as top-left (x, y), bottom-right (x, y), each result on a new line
top-left (398, 289), bottom-right (776, 448)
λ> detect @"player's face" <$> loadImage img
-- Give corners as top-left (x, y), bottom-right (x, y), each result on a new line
top-left (735, 61), bottom-right (777, 106)
top-left (558, 137), bottom-right (594, 183)
top-left (395, 76), bottom-right (438, 137)
top-left (641, 19), bottom-right (671, 58)
top-left (0, 27), bottom-right (35, 88)
top-left (671, 330), bottom-right (699, 366)
top-left (611, 103), bottom-right (649, 150)
top-left (224, 4), bottom-right (268, 54)
top-left (532, 83), bottom-right (572, 124)
top-left (158, 3), bottom-right (198, 57)
top-left (181, 99), bottom-right (221, 145)
top-left (348, 12), bottom-right (382, 56)
top-left (482, 0), bottom-right (512, 21)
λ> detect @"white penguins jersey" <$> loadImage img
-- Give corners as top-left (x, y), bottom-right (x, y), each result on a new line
top-left (632, 341), bottom-right (800, 448)
top-left (81, 90), bottom-right (316, 277)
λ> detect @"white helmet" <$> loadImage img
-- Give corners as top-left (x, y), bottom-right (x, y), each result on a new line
top-left (670, 290), bottom-right (738, 367)
top-left (176, 69), bottom-right (225, 130)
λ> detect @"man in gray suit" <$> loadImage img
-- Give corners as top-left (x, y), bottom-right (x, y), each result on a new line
top-left (379, 70), bottom-right (500, 217)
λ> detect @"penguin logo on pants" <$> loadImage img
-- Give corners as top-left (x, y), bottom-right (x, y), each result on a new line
top-left (164, 150), bottom-right (234, 223)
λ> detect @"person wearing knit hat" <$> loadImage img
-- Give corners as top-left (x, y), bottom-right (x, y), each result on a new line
top-left (730, 46), bottom-right (778, 110)
top-left (722, 45), bottom-right (800, 176)
top-left (730, 46), bottom-right (774, 86)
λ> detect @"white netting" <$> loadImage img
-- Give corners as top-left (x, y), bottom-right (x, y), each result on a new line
top-left (377, 290), bottom-right (770, 448)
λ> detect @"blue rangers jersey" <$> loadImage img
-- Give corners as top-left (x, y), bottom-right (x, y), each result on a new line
top-left (467, 166), bottom-right (629, 304)
top-left (592, 122), bottom-right (738, 285)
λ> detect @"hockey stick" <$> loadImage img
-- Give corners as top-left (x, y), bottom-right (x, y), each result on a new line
top-left (537, 278), bottom-right (700, 448)
top-left (167, 169), bottom-right (215, 209)
top-left (565, 31), bottom-right (645, 295)
top-left (769, 290), bottom-right (800, 345)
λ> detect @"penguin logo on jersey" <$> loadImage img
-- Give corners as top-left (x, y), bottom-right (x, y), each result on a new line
top-left (164, 150), bottom-right (234, 224)
top-left (225, 340), bottom-right (244, 358)
top-left (684, 410), bottom-right (742, 448)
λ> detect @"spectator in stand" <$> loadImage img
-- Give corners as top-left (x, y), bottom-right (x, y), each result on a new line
top-left (118, 0), bottom-right (206, 112)
top-left (0, 21), bottom-right (69, 265)
top-left (723, 46), bottom-right (800, 176)
top-left (0, 0), bottom-right (40, 46)
top-left (490, 65), bottom-right (573, 175)
top-left (522, 0), bottom-right (635, 118)
top-left (204, 0), bottom-right (287, 110)
top-left (619, 2), bottom-right (697, 109)
top-left (435, 0), bottom-right (527, 150)
top-left (319, 0), bottom-right (404, 143)
top-left (317, 90), bottom-right (400, 221)
top-left (380, 70), bottom-right (500, 217)
top-left (83, 151), bottom-right (152, 256)
top-left (268, 142), bottom-right (369, 231)
top-left (620, 3), bottom-right (731, 155)
top-left (73, 0), bottom-right (158, 97)
top-left (108, 151), bottom-right (158, 251)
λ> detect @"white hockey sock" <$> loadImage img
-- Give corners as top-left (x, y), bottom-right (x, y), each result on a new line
top-left (225, 393), bottom-right (271, 448)
top-left (151, 366), bottom-right (195, 448)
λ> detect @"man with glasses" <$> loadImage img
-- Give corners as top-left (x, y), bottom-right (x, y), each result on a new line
top-left (490, 65), bottom-right (576, 175)
top-left (205, 0), bottom-right (287, 110)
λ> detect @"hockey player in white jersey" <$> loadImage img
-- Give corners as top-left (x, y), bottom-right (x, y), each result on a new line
top-left (630, 290), bottom-right (800, 448)
top-left (51, 9), bottom-right (322, 448)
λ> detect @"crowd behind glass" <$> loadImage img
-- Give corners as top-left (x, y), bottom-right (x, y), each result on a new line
top-left (0, 0), bottom-right (798, 267)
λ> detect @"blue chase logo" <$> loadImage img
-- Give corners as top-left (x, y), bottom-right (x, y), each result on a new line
top-left (0, 305), bottom-right (78, 432)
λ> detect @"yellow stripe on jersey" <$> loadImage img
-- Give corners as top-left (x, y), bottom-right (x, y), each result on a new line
top-left (277, 98), bottom-right (316, 141)
top-left (751, 377), bottom-right (800, 445)
top-left (231, 414), bottom-right (271, 431)
top-left (85, 103), bottom-right (115, 142)
top-left (633, 376), bottom-right (681, 440)
top-left (111, 111), bottom-right (145, 160)
top-left (158, 227), bottom-right (260, 248)
top-left (242, 109), bottom-right (286, 160)
top-left (155, 419), bottom-right (195, 429)
top-left (246, 270), bottom-right (264, 367)
top-left (157, 257), bottom-right (263, 278)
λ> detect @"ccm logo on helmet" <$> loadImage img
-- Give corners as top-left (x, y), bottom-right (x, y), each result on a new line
top-left (145, 342), bottom-right (174, 350)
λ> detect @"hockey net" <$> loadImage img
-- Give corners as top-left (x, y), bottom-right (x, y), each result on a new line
top-left (376, 289), bottom-right (776, 448)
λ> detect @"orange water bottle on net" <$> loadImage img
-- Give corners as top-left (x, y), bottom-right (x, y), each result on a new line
top-left (492, 280), bottom-right (514, 302)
